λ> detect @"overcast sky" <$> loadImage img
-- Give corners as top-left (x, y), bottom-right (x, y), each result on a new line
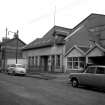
top-left (0, 0), bottom-right (105, 44)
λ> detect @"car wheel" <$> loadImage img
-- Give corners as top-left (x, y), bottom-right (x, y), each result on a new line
top-left (72, 79), bottom-right (79, 87)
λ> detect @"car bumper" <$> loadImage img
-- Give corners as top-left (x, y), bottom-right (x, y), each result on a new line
top-left (15, 71), bottom-right (26, 75)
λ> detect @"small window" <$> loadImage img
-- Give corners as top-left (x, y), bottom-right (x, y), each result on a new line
top-left (96, 67), bottom-right (105, 74)
top-left (86, 67), bottom-right (96, 73)
top-left (73, 57), bottom-right (78, 61)
top-left (56, 55), bottom-right (60, 68)
top-left (67, 57), bottom-right (72, 61)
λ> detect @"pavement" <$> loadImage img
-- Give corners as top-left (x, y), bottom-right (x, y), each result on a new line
top-left (26, 72), bottom-right (70, 82)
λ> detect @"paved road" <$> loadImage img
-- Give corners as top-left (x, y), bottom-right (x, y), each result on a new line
top-left (0, 73), bottom-right (105, 105)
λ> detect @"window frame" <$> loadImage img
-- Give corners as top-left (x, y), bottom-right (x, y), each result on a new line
top-left (67, 57), bottom-right (85, 70)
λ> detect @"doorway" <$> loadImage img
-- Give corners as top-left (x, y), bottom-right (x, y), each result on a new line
top-left (41, 56), bottom-right (48, 72)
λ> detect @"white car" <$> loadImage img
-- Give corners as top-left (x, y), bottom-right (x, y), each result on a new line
top-left (7, 64), bottom-right (26, 76)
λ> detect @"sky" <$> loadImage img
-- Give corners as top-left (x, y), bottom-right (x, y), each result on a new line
top-left (0, 0), bottom-right (105, 44)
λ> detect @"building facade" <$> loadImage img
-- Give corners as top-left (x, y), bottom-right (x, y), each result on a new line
top-left (64, 45), bottom-right (89, 73)
top-left (64, 13), bottom-right (105, 72)
top-left (22, 26), bottom-right (71, 73)
top-left (0, 34), bottom-right (26, 70)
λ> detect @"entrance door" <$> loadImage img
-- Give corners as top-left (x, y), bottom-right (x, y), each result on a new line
top-left (41, 56), bottom-right (48, 72)
top-left (51, 55), bottom-right (55, 72)
top-left (44, 56), bottom-right (48, 72)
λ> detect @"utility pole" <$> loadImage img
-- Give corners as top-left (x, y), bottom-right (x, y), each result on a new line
top-left (8, 30), bottom-right (18, 64)
top-left (4, 27), bottom-right (8, 72)
top-left (16, 30), bottom-right (19, 64)
top-left (52, 6), bottom-right (56, 72)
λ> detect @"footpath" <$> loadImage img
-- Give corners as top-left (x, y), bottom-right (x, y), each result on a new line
top-left (26, 72), bottom-right (69, 82)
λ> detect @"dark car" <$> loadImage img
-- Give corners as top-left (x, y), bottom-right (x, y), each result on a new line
top-left (69, 65), bottom-right (105, 89)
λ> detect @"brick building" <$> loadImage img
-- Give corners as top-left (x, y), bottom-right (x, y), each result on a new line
top-left (0, 33), bottom-right (26, 70)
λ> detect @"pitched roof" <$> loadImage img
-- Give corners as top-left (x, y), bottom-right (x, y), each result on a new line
top-left (65, 13), bottom-right (105, 40)
top-left (78, 46), bottom-right (90, 53)
top-left (23, 25), bottom-right (72, 50)
top-left (1, 37), bottom-right (26, 46)
top-left (64, 45), bottom-right (89, 57)
top-left (86, 43), bottom-right (105, 55)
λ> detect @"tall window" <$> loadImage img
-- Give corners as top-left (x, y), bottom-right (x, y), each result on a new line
top-left (67, 57), bottom-right (85, 70)
top-left (56, 55), bottom-right (60, 68)
top-left (35, 56), bottom-right (38, 67)
top-left (32, 56), bottom-right (34, 67)
top-left (28, 56), bottom-right (31, 67)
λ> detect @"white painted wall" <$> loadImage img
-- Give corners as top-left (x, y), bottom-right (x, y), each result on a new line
top-left (23, 45), bottom-right (63, 57)
top-left (23, 45), bottom-right (65, 72)
top-left (67, 49), bottom-right (83, 57)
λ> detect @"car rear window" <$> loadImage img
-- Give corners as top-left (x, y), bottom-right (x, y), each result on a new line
top-left (96, 67), bottom-right (105, 74)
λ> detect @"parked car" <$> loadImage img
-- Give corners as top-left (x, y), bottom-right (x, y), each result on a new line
top-left (69, 65), bottom-right (105, 89)
top-left (7, 64), bottom-right (26, 76)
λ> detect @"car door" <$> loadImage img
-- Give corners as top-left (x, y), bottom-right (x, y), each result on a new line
top-left (92, 67), bottom-right (105, 88)
top-left (9, 64), bottom-right (15, 73)
top-left (79, 66), bottom-right (96, 86)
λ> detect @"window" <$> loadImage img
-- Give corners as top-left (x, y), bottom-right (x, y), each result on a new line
top-left (32, 56), bottom-right (34, 66)
top-left (96, 67), bottom-right (105, 74)
top-left (86, 67), bottom-right (96, 73)
top-left (67, 57), bottom-right (72, 69)
top-left (56, 55), bottom-right (60, 68)
top-left (10, 64), bottom-right (16, 67)
top-left (35, 56), bottom-right (38, 67)
top-left (67, 57), bottom-right (85, 70)
top-left (28, 56), bottom-right (31, 67)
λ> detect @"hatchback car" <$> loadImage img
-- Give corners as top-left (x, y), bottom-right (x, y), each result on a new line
top-left (7, 64), bottom-right (26, 76)
top-left (69, 65), bottom-right (105, 89)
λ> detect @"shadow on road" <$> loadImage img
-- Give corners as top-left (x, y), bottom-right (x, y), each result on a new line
top-left (78, 86), bottom-right (105, 93)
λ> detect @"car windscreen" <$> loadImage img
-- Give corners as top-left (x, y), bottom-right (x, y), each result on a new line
top-left (10, 64), bottom-right (16, 67)
top-left (86, 67), bottom-right (96, 73)
top-left (16, 65), bottom-right (24, 68)
top-left (96, 67), bottom-right (105, 74)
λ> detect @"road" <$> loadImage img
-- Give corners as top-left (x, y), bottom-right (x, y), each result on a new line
top-left (0, 73), bottom-right (105, 105)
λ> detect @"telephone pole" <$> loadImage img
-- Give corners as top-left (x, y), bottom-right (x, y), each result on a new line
top-left (16, 30), bottom-right (19, 64)
top-left (4, 27), bottom-right (8, 72)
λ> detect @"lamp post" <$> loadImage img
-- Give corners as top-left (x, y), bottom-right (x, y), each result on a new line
top-left (8, 30), bottom-right (19, 64)
top-left (16, 30), bottom-right (19, 64)
top-left (3, 28), bottom-right (8, 72)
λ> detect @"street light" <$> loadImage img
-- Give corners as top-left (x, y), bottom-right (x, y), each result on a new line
top-left (8, 30), bottom-right (19, 64)
top-left (3, 27), bottom-right (8, 72)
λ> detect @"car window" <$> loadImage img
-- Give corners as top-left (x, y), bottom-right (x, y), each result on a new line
top-left (10, 64), bottom-right (16, 67)
top-left (96, 67), bottom-right (105, 74)
top-left (86, 67), bottom-right (96, 73)
top-left (16, 64), bottom-right (24, 68)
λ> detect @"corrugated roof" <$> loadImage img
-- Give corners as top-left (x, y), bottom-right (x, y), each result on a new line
top-left (23, 25), bottom-right (72, 50)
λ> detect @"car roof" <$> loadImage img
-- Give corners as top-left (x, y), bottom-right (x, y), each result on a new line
top-left (8, 64), bottom-right (23, 66)
top-left (15, 64), bottom-right (23, 65)
top-left (88, 65), bottom-right (105, 68)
